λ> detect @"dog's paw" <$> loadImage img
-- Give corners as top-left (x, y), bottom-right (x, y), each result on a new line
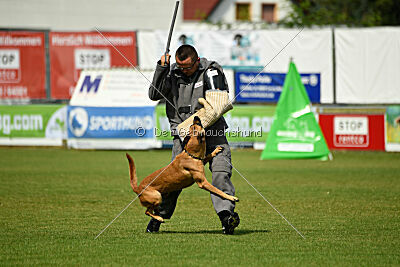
top-left (231, 196), bottom-right (239, 202)
top-left (154, 216), bottom-right (165, 223)
top-left (212, 146), bottom-right (224, 156)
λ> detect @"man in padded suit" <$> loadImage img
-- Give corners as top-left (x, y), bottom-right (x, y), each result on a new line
top-left (147, 44), bottom-right (240, 235)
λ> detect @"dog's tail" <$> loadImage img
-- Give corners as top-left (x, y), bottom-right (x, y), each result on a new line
top-left (126, 153), bottom-right (140, 194)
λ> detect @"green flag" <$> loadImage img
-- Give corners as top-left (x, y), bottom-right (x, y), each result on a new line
top-left (261, 62), bottom-right (331, 160)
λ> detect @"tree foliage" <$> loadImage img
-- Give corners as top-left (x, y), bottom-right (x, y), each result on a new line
top-left (281, 0), bottom-right (400, 27)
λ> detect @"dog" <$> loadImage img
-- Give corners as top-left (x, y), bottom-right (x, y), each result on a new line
top-left (126, 116), bottom-right (239, 223)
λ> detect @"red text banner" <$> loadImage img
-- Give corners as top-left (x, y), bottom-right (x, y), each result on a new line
top-left (319, 114), bottom-right (385, 151)
top-left (0, 31), bottom-right (46, 99)
top-left (49, 32), bottom-right (137, 99)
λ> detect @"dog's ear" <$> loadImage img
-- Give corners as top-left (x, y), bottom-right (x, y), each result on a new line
top-left (193, 116), bottom-right (202, 127)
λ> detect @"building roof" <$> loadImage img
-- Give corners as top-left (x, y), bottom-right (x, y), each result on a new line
top-left (183, 0), bottom-right (220, 20)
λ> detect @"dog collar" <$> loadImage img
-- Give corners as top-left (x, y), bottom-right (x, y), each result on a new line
top-left (184, 149), bottom-right (204, 161)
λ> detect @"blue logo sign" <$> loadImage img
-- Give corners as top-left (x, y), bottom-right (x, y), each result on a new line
top-left (67, 106), bottom-right (155, 139)
top-left (79, 75), bottom-right (102, 93)
top-left (68, 107), bottom-right (89, 137)
top-left (235, 72), bottom-right (321, 103)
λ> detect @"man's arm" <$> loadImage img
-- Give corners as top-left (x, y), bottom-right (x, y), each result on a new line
top-left (176, 65), bottom-right (232, 140)
top-left (149, 54), bottom-right (172, 101)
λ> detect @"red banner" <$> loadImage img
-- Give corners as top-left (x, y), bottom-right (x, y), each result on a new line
top-left (0, 31), bottom-right (46, 99)
top-left (319, 114), bottom-right (385, 151)
top-left (49, 32), bottom-right (137, 99)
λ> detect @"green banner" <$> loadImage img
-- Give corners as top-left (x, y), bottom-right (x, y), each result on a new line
top-left (155, 104), bottom-right (276, 143)
top-left (386, 105), bottom-right (400, 144)
top-left (0, 105), bottom-right (66, 138)
top-left (261, 62), bottom-right (330, 160)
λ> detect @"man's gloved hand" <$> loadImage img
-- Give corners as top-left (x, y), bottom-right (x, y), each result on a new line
top-left (176, 90), bottom-right (232, 141)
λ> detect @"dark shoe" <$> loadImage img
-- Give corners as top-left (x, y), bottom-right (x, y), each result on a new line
top-left (220, 211), bottom-right (240, 235)
top-left (146, 218), bottom-right (161, 233)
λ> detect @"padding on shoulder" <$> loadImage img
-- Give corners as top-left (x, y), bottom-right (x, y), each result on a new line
top-left (204, 67), bottom-right (227, 91)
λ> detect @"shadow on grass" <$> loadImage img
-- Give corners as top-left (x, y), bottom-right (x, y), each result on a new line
top-left (160, 229), bottom-right (270, 235)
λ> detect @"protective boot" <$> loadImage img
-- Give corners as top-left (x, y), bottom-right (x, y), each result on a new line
top-left (218, 210), bottom-right (240, 235)
top-left (146, 218), bottom-right (162, 233)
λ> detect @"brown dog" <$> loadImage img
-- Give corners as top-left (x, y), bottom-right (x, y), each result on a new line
top-left (126, 116), bottom-right (239, 223)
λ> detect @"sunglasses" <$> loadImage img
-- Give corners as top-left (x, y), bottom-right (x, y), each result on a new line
top-left (177, 57), bottom-right (199, 70)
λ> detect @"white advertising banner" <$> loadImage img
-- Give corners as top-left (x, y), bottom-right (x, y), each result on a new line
top-left (70, 69), bottom-right (157, 107)
top-left (335, 27), bottom-right (400, 104)
top-left (137, 29), bottom-right (333, 103)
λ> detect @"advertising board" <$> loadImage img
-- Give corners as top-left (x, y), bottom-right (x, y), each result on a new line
top-left (386, 106), bottom-right (400, 151)
top-left (67, 69), bottom-right (159, 149)
top-left (235, 71), bottom-right (320, 103)
top-left (67, 106), bottom-right (155, 139)
top-left (0, 31), bottom-right (46, 99)
top-left (67, 106), bottom-right (159, 149)
top-left (50, 32), bottom-right (137, 99)
top-left (70, 69), bottom-right (155, 107)
top-left (319, 114), bottom-right (385, 150)
top-left (0, 105), bottom-right (66, 146)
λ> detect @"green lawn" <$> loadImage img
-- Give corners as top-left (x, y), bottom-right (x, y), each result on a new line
top-left (0, 147), bottom-right (399, 265)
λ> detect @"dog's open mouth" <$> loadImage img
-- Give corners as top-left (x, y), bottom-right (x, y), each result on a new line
top-left (191, 127), bottom-right (205, 143)
top-left (198, 129), bottom-right (205, 143)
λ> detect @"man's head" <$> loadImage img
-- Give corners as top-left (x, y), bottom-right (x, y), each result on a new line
top-left (175, 45), bottom-right (199, 76)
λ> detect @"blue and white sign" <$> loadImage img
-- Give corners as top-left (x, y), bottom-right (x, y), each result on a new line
top-left (70, 69), bottom-right (157, 107)
top-left (68, 106), bottom-right (155, 139)
top-left (235, 72), bottom-right (321, 103)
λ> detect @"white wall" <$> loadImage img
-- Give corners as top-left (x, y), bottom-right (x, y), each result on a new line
top-left (0, 0), bottom-right (183, 31)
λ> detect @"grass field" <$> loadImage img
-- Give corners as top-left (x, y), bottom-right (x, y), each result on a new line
top-left (0, 147), bottom-right (399, 266)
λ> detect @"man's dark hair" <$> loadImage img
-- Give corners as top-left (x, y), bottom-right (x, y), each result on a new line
top-left (176, 45), bottom-right (198, 62)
